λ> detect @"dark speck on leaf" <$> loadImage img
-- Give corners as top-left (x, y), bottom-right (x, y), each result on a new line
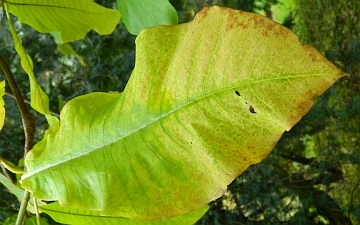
top-left (235, 91), bottom-right (241, 96)
top-left (249, 106), bottom-right (256, 114)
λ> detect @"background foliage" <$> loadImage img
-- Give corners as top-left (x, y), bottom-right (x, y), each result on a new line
top-left (0, 0), bottom-right (359, 224)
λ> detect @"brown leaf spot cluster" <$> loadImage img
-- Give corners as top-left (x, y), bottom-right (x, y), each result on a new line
top-left (196, 6), bottom-right (210, 21)
top-left (203, 6), bottom-right (287, 39)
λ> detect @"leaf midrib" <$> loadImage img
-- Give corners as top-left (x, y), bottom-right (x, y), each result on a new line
top-left (22, 72), bottom-right (330, 179)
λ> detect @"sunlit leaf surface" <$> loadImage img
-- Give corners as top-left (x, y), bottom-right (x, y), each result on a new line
top-left (5, 0), bottom-right (120, 43)
top-left (21, 6), bottom-right (346, 221)
top-left (116, 0), bottom-right (178, 35)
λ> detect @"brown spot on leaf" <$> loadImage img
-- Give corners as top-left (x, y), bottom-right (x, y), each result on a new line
top-left (249, 106), bottom-right (256, 114)
top-left (196, 6), bottom-right (210, 21)
top-left (222, 7), bottom-right (289, 38)
top-left (225, 10), bottom-right (249, 31)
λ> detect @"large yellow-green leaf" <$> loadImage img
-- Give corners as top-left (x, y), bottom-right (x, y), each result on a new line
top-left (0, 81), bottom-right (5, 130)
top-left (21, 6), bottom-right (346, 221)
top-left (4, 0), bottom-right (120, 43)
top-left (5, 8), bottom-right (58, 125)
top-left (116, 0), bottom-right (178, 35)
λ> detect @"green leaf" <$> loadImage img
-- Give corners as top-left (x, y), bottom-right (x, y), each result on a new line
top-left (0, 173), bottom-right (24, 201)
top-left (24, 216), bottom-right (49, 225)
top-left (0, 173), bottom-right (46, 214)
top-left (0, 80), bottom-right (5, 130)
top-left (1, 214), bottom-right (17, 225)
top-left (21, 6), bottom-right (346, 221)
top-left (1, 214), bottom-right (50, 225)
top-left (5, 0), bottom-right (120, 43)
top-left (0, 155), bottom-right (23, 174)
top-left (40, 203), bottom-right (208, 225)
top-left (5, 8), bottom-right (58, 125)
top-left (116, 0), bottom-right (178, 35)
top-left (0, 172), bottom-right (207, 224)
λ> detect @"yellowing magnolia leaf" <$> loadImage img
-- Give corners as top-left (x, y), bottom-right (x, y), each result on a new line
top-left (5, 0), bottom-right (120, 43)
top-left (0, 81), bottom-right (5, 130)
top-left (21, 6), bottom-right (346, 221)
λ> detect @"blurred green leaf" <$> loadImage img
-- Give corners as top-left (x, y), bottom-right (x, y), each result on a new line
top-left (1, 214), bottom-right (50, 225)
top-left (0, 173), bottom-right (46, 214)
top-left (24, 216), bottom-right (49, 225)
top-left (5, 0), bottom-right (120, 43)
top-left (116, 0), bottom-right (178, 35)
top-left (0, 173), bottom-right (23, 201)
top-left (1, 214), bottom-right (17, 225)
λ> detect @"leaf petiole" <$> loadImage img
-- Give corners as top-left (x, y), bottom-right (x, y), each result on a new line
top-left (0, 155), bottom-right (23, 174)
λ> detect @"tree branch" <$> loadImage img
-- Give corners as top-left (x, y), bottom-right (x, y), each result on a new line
top-left (0, 53), bottom-right (35, 156)
top-left (0, 53), bottom-right (35, 225)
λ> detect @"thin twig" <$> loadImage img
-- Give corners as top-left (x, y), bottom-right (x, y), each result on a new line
top-left (33, 197), bottom-right (41, 225)
top-left (5, 91), bottom-right (60, 117)
top-left (0, 54), bottom-right (35, 156)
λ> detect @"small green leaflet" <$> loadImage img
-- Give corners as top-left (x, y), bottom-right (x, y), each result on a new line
top-left (116, 0), bottom-right (178, 35)
top-left (5, 0), bottom-right (120, 43)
